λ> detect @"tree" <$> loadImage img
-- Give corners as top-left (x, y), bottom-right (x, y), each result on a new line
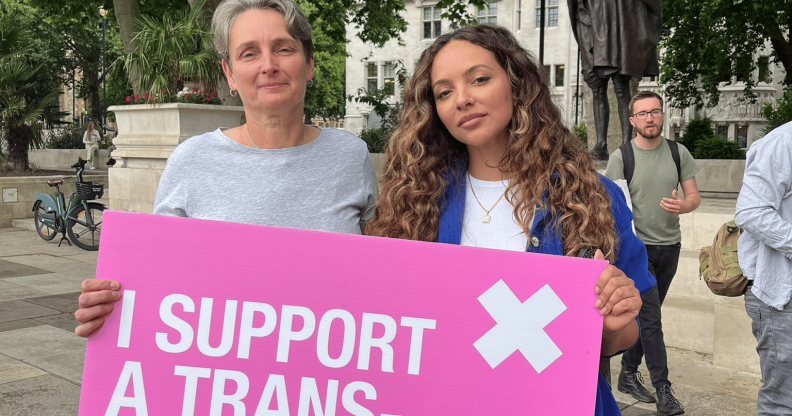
top-left (27, 0), bottom-right (127, 126)
top-left (678, 117), bottom-right (716, 156)
top-left (762, 87), bottom-right (792, 135)
top-left (661, 0), bottom-right (792, 108)
top-left (124, 0), bottom-right (221, 99)
top-left (0, 14), bottom-right (64, 170)
top-left (109, 0), bottom-right (487, 95)
top-left (298, 2), bottom-right (346, 121)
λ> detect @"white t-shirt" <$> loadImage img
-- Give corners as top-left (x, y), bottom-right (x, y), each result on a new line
top-left (83, 130), bottom-right (101, 144)
top-left (460, 176), bottom-right (529, 252)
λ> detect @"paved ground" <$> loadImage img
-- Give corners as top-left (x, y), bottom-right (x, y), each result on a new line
top-left (0, 224), bottom-right (761, 415)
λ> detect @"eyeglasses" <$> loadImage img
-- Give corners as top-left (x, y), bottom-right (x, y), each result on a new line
top-left (633, 109), bottom-right (664, 120)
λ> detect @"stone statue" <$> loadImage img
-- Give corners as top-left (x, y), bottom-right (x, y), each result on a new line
top-left (569, 0), bottom-right (663, 159)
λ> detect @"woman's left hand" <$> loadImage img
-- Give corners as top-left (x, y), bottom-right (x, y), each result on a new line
top-left (593, 249), bottom-right (641, 333)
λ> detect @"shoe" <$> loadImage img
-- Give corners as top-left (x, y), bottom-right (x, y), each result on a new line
top-left (656, 384), bottom-right (685, 416)
top-left (617, 368), bottom-right (656, 403)
top-left (89, 165), bottom-right (95, 170)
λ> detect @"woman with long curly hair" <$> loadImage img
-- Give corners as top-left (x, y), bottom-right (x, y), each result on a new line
top-left (365, 25), bottom-right (656, 415)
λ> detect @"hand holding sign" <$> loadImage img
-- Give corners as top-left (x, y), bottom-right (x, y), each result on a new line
top-left (592, 249), bottom-right (641, 356)
top-left (75, 279), bottom-right (121, 338)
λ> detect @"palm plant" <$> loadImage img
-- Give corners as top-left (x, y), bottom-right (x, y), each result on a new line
top-left (0, 14), bottom-right (63, 170)
top-left (122, 0), bottom-right (221, 101)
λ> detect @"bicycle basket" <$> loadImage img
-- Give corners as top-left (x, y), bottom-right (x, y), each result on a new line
top-left (76, 182), bottom-right (104, 200)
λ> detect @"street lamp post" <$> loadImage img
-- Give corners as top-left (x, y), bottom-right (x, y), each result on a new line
top-left (539, 0), bottom-right (545, 65)
top-left (99, 6), bottom-right (107, 135)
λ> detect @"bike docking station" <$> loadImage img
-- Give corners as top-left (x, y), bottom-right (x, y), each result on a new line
top-left (32, 157), bottom-right (106, 251)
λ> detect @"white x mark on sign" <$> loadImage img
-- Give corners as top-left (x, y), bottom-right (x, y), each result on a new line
top-left (473, 280), bottom-right (567, 373)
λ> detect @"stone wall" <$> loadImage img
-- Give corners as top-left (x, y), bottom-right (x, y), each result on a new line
top-left (0, 174), bottom-right (108, 227)
top-left (28, 149), bottom-right (109, 170)
top-left (694, 159), bottom-right (745, 197)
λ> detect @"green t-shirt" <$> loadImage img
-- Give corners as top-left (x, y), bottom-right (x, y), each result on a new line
top-left (605, 139), bottom-right (698, 245)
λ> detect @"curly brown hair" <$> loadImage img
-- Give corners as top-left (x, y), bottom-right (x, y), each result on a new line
top-left (364, 25), bottom-right (617, 261)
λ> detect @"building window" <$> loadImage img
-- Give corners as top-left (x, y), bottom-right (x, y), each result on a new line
top-left (555, 64), bottom-right (565, 87)
top-left (366, 62), bottom-right (396, 97)
top-left (367, 63), bottom-right (378, 94)
top-left (383, 62), bottom-right (395, 96)
top-left (736, 125), bottom-right (748, 148)
top-left (477, 2), bottom-right (498, 25)
top-left (423, 6), bottom-right (442, 39)
top-left (735, 65), bottom-right (751, 83)
top-left (543, 65), bottom-right (551, 80)
top-left (548, 0), bottom-right (558, 26)
top-left (717, 125), bottom-right (728, 141)
top-left (516, 0), bottom-right (522, 30)
top-left (758, 56), bottom-right (772, 84)
top-left (536, 0), bottom-right (558, 28)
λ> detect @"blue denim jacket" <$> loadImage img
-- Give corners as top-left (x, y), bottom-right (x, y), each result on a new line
top-left (437, 168), bottom-right (656, 416)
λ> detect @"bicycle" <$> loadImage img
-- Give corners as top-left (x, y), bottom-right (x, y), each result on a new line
top-left (32, 157), bottom-right (106, 251)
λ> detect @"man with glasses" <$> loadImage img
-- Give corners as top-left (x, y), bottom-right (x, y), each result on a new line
top-left (605, 91), bottom-right (700, 416)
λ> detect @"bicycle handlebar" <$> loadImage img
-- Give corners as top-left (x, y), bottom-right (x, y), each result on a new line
top-left (71, 157), bottom-right (87, 183)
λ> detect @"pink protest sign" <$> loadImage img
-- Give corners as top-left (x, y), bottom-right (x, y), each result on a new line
top-left (80, 210), bottom-right (608, 415)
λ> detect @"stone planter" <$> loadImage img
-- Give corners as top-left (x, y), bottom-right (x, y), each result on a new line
top-left (108, 103), bottom-right (245, 213)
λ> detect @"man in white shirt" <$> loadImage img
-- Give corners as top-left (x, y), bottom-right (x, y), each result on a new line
top-left (736, 121), bottom-right (792, 416)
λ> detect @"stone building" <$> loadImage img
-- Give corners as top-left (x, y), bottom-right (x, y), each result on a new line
top-left (344, 0), bottom-right (785, 150)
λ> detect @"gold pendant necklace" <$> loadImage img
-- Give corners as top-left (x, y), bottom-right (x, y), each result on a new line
top-left (468, 172), bottom-right (507, 224)
top-left (245, 125), bottom-right (305, 149)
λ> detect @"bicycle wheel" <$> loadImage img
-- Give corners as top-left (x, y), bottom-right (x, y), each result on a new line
top-left (66, 202), bottom-right (105, 251)
top-left (33, 201), bottom-right (58, 241)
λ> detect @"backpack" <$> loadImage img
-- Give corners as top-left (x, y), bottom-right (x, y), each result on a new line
top-left (619, 139), bottom-right (681, 186)
top-left (698, 220), bottom-right (748, 297)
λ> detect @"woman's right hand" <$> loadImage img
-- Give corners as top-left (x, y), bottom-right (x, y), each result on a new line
top-left (74, 279), bottom-right (121, 338)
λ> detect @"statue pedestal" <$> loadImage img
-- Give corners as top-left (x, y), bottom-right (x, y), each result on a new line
top-left (108, 103), bottom-right (245, 213)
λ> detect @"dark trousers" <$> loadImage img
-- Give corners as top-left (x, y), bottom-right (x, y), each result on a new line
top-left (621, 243), bottom-right (681, 389)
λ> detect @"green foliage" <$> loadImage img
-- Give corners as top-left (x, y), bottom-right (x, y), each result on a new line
top-left (693, 136), bottom-right (744, 160)
top-left (296, 0), bottom-right (408, 49)
top-left (763, 88), bottom-right (792, 136)
top-left (24, 0), bottom-right (128, 124)
top-left (661, 0), bottom-right (792, 108)
top-left (300, 2), bottom-right (346, 121)
top-left (0, 13), bottom-right (63, 170)
top-left (679, 117), bottom-right (716, 155)
top-left (359, 126), bottom-right (391, 153)
top-left (46, 125), bottom-right (86, 150)
top-left (358, 101), bottom-right (401, 153)
top-left (123, 0), bottom-right (221, 100)
top-left (349, 60), bottom-right (409, 153)
top-left (437, 0), bottom-right (489, 28)
top-left (573, 123), bottom-right (588, 146)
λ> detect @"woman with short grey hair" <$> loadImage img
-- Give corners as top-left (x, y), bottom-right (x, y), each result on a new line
top-left (212, 0), bottom-right (313, 64)
top-left (75, 0), bottom-right (377, 337)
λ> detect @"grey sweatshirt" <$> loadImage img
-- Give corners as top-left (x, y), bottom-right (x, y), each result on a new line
top-left (153, 127), bottom-right (377, 235)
